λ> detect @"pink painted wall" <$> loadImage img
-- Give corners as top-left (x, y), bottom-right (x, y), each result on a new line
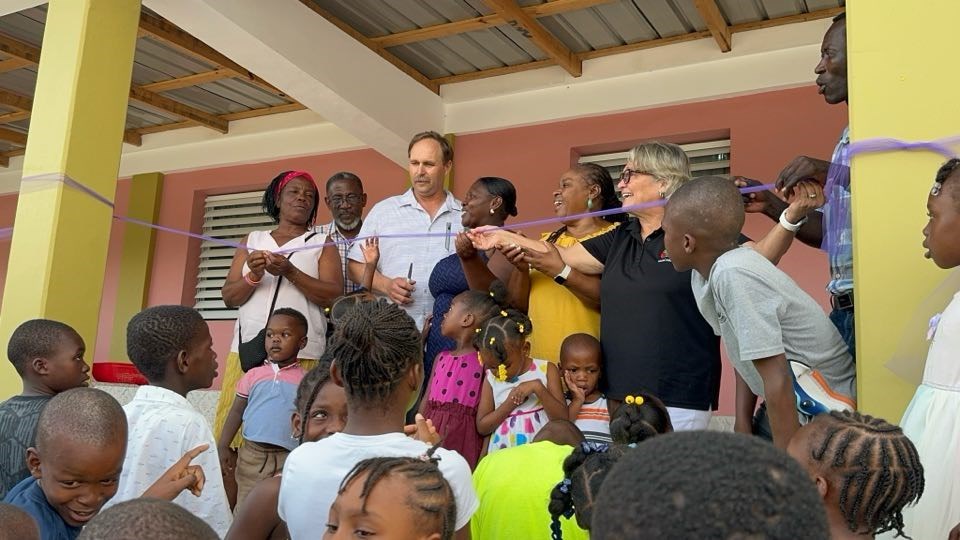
top-left (0, 85), bottom-right (847, 415)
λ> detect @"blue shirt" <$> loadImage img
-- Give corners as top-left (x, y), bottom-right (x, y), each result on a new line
top-left (822, 126), bottom-right (853, 295)
top-left (3, 476), bottom-right (81, 540)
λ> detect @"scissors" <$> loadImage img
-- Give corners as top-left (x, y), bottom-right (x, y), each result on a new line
top-left (407, 262), bottom-right (413, 282)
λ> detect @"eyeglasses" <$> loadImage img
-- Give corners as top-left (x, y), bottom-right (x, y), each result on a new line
top-left (329, 194), bottom-right (363, 206)
top-left (619, 168), bottom-right (653, 184)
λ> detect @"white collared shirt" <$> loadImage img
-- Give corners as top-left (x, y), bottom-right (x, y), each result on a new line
top-left (103, 386), bottom-right (232, 537)
top-left (347, 189), bottom-right (463, 329)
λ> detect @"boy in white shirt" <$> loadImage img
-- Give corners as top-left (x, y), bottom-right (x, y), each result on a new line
top-left (103, 305), bottom-right (232, 537)
top-left (279, 299), bottom-right (477, 540)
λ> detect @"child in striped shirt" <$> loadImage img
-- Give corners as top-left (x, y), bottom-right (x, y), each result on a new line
top-left (561, 334), bottom-right (610, 444)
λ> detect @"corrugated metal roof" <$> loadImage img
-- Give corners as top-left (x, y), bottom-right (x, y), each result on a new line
top-left (0, 4), bottom-right (305, 162)
top-left (309, 0), bottom-right (843, 78)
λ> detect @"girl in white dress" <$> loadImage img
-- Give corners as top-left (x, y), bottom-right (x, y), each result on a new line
top-left (475, 309), bottom-right (567, 454)
top-left (889, 159), bottom-right (960, 539)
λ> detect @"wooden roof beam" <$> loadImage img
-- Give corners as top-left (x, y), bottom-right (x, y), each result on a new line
top-left (694, 0), bottom-right (731, 52)
top-left (138, 11), bottom-right (293, 101)
top-left (298, 1), bottom-right (440, 94)
top-left (0, 88), bottom-right (32, 112)
top-left (373, 0), bottom-right (615, 48)
top-left (483, 0), bottom-right (582, 77)
top-left (0, 126), bottom-right (26, 146)
top-left (140, 68), bottom-right (234, 92)
top-left (129, 86), bottom-right (228, 133)
top-left (0, 57), bottom-right (31, 74)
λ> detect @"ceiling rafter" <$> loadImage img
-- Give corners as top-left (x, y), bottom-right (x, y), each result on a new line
top-left (693, 0), bottom-right (731, 52)
top-left (140, 68), bottom-right (234, 92)
top-left (128, 86), bottom-right (228, 133)
top-left (371, 0), bottom-right (615, 48)
top-left (137, 11), bottom-right (294, 102)
top-left (297, 1), bottom-right (440, 94)
top-left (482, 0), bottom-right (581, 77)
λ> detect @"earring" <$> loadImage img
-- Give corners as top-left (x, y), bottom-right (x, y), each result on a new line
top-left (587, 197), bottom-right (593, 210)
top-left (489, 208), bottom-right (495, 214)
top-left (658, 191), bottom-right (665, 199)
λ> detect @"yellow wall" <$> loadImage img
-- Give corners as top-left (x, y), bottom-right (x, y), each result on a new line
top-left (0, 0), bottom-right (140, 398)
top-left (847, 1), bottom-right (958, 420)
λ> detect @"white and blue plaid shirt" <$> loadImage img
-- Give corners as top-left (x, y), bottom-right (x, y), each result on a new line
top-left (315, 221), bottom-right (362, 295)
top-left (822, 126), bottom-right (853, 295)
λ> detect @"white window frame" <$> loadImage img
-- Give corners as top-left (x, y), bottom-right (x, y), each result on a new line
top-left (194, 191), bottom-right (274, 320)
top-left (579, 139), bottom-right (731, 178)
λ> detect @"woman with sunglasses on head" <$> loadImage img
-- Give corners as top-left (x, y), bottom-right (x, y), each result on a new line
top-left (214, 170), bottom-right (343, 503)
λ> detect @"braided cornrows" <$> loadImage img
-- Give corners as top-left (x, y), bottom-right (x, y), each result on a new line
top-left (810, 410), bottom-right (924, 537)
top-left (329, 299), bottom-right (421, 407)
top-left (473, 308), bottom-right (533, 368)
top-left (293, 354), bottom-right (333, 445)
top-left (548, 442), bottom-right (626, 539)
top-left (934, 158), bottom-right (960, 205)
top-left (609, 392), bottom-right (673, 445)
top-left (126, 305), bottom-right (206, 381)
top-left (458, 281), bottom-right (508, 329)
top-left (339, 445), bottom-right (456, 540)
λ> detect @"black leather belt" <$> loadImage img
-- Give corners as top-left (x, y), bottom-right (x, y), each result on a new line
top-left (830, 291), bottom-right (854, 311)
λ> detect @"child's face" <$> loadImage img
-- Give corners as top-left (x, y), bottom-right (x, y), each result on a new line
top-left (27, 435), bottom-right (125, 528)
top-left (296, 381), bottom-right (348, 443)
top-left (183, 323), bottom-right (218, 390)
top-left (923, 185), bottom-right (960, 269)
top-left (324, 471), bottom-right (440, 540)
top-left (561, 348), bottom-right (601, 396)
top-left (440, 298), bottom-right (468, 339)
top-left (43, 330), bottom-right (90, 393)
top-left (265, 314), bottom-right (308, 364)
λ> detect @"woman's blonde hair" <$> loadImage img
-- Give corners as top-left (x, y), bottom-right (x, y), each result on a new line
top-left (626, 142), bottom-right (691, 197)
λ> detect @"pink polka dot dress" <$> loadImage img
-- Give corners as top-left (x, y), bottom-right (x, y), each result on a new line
top-left (421, 350), bottom-right (484, 469)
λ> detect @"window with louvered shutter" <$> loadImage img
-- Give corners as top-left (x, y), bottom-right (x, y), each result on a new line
top-left (195, 191), bottom-right (274, 320)
top-left (580, 139), bottom-right (731, 179)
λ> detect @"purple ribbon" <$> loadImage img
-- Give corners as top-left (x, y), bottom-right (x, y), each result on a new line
top-left (0, 134), bottom-right (955, 253)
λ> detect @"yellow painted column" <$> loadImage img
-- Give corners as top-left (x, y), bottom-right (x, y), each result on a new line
top-left (108, 172), bottom-right (164, 362)
top-left (0, 0), bottom-right (140, 398)
top-left (847, 1), bottom-right (959, 420)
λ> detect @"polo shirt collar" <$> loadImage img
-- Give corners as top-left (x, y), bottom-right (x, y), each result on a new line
top-left (626, 218), bottom-right (663, 242)
top-left (398, 188), bottom-right (462, 214)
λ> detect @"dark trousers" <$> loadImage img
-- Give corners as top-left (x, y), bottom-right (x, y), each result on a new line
top-left (828, 307), bottom-right (856, 362)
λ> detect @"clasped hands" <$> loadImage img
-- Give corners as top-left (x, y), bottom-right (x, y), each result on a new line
top-left (465, 228), bottom-right (565, 277)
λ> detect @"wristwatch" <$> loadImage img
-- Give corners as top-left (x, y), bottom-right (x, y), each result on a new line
top-left (778, 210), bottom-right (808, 233)
top-left (554, 265), bottom-right (572, 284)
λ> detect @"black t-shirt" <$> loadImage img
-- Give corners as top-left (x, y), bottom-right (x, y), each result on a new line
top-left (0, 395), bottom-right (50, 498)
top-left (582, 220), bottom-right (721, 410)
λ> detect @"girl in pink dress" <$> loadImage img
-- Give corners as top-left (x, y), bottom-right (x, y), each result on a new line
top-left (420, 288), bottom-right (503, 468)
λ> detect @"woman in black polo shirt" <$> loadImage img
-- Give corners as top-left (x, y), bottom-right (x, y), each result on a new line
top-left (469, 143), bottom-right (800, 430)
top-left (469, 143), bottom-right (719, 430)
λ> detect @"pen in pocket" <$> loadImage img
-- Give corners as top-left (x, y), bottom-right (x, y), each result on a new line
top-left (445, 222), bottom-right (451, 250)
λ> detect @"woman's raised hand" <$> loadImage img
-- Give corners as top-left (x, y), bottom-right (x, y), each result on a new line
top-left (783, 180), bottom-right (825, 224)
top-left (246, 250), bottom-right (267, 279)
top-left (466, 226), bottom-right (502, 251)
top-left (455, 232), bottom-right (478, 259)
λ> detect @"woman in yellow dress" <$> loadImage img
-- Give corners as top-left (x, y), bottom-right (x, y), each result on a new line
top-left (501, 163), bottom-right (623, 363)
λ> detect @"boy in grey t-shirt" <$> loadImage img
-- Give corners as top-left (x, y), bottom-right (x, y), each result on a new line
top-left (662, 177), bottom-right (856, 449)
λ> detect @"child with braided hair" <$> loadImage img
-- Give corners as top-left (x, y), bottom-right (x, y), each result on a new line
top-left (227, 354), bottom-right (346, 540)
top-left (787, 411), bottom-right (924, 539)
top-left (548, 392), bottom-right (673, 539)
top-left (418, 283), bottom-right (507, 469)
top-left (475, 309), bottom-right (567, 453)
top-left (278, 299), bottom-right (477, 540)
top-left (324, 446), bottom-right (457, 540)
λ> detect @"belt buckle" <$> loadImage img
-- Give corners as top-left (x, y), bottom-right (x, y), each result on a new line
top-left (832, 292), bottom-right (854, 311)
